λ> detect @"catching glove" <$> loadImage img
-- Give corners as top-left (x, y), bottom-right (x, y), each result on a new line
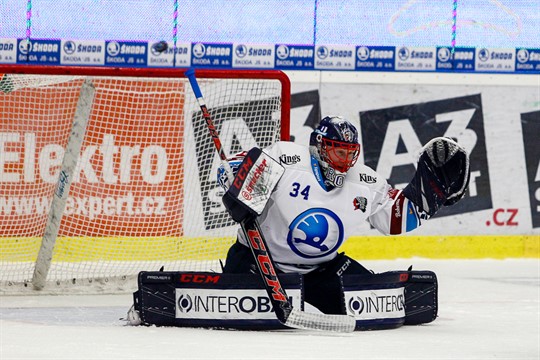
top-left (402, 137), bottom-right (470, 217)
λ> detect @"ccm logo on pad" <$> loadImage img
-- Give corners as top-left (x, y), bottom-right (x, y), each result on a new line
top-left (179, 274), bottom-right (220, 284)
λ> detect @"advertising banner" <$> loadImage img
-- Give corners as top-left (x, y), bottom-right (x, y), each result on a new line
top-left (288, 80), bottom-right (540, 236)
top-left (0, 80), bottom-right (186, 237)
top-left (2, 38), bottom-right (539, 74)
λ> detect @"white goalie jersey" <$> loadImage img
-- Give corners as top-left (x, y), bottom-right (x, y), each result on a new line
top-left (236, 141), bottom-right (422, 274)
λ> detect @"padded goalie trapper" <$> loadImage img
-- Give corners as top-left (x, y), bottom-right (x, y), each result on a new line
top-left (133, 271), bottom-right (303, 330)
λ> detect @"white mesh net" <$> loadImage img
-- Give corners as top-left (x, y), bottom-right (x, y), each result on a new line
top-left (0, 70), bottom-right (288, 293)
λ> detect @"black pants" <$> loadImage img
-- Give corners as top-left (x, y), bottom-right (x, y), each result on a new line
top-left (222, 241), bottom-right (372, 315)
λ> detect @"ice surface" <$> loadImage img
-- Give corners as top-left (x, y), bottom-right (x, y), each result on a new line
top-left (1, 259), bottom-right (539, 360)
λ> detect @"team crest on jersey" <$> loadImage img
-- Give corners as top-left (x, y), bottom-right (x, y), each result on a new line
top-left (287, 208), bottom-right (344, 258)
top-left (353, 196), bottom-right (367, 212)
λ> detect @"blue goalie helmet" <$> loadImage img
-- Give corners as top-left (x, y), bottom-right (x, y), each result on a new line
top-left (309, 116), bottom-right (360, 188)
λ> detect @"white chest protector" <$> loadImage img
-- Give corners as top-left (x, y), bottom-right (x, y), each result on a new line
top-left (236, 142), bottom-right (409, 274)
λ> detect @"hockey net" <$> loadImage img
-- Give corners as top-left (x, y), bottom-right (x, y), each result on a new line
top-left (0, 66), bottom-right (290, 293)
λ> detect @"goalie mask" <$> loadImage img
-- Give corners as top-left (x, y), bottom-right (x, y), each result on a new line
top-left (309, 116), bottom-right (360, 188)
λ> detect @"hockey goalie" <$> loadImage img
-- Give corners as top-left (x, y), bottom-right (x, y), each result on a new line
top-left (129, 115), bottom-right (470, 331)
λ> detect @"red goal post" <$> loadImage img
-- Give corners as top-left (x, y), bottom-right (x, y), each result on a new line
top-left (0, 65), bottom-right (290, 293)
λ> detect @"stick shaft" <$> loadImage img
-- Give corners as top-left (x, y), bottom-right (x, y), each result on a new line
top-left (185, 68), bottom-right (292, 322)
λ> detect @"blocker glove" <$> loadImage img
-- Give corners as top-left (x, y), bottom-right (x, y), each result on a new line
top-left (220, 147), bottom-right (284, 223)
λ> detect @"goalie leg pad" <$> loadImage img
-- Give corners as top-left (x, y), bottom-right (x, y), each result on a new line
top-left (403, 270), bottom-right (438, 325)
top-left (381, 270), bottom-right (438, 325)
top-left (131, 271), bottom-right (303, 330)
top-left (342, 272), bottom-right (408, 330)
top-left (129, 269), bottom-right (437, 330)
top-left (342, 270), bottom-right (438, 329)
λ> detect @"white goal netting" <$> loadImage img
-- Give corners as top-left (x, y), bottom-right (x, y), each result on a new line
top-left (0, 68), bottom-right (289, 293)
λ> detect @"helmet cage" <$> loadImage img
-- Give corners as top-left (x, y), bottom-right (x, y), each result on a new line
top-left (319, 137), bottom-right (360, 173)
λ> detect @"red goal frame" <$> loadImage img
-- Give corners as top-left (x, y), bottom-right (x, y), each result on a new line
top-left (0, 65), bottom-right (291, 141)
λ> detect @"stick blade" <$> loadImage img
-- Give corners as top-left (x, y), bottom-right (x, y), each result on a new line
top-left (284, 308), bottom-right (356, 333)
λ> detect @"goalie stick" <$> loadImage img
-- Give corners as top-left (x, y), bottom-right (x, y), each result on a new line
top-left (185, 68), bottom-right (355, 333)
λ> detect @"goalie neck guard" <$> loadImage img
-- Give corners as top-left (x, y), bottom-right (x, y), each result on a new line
top-left (309, 116), bottom-right (360, 189)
